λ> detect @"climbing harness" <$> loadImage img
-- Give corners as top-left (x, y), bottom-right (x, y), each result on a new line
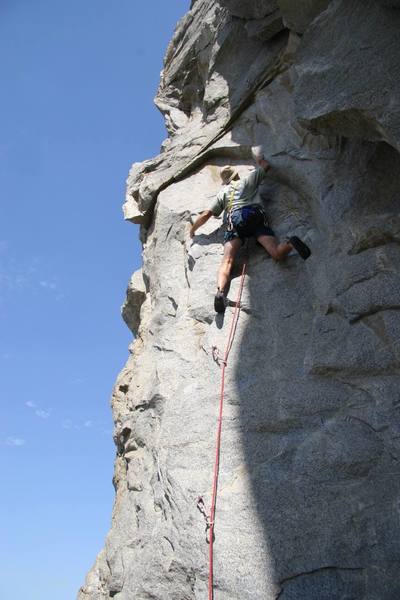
top-left (226, 183), bottom-right (270, 239)
top-left (197, 250), bottom-right (248, 600)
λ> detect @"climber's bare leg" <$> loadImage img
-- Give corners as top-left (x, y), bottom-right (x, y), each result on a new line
top-left (217, 237), bottom-right (242, 291)
top-left (257, 235), bottom-right (292, 261)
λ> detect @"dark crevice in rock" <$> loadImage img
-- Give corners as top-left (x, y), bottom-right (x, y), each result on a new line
top-left (344, 414), bottom-right (382, 434)
top-left (276, 566), bottom-right (365, 600)
top-left (350, 305), bottom-right (400, 324)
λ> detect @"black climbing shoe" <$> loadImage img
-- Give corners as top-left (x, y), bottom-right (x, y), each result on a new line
top-left (214, 290), bottom-right (227, 313)
top-left (288, 236), bottom-right (311, 260)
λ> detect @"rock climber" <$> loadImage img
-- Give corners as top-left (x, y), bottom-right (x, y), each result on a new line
top-left (189, 152), bottom-right (311, 313)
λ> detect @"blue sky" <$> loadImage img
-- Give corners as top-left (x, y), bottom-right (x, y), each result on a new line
top-left (0, 2), bottom-right (189, 598)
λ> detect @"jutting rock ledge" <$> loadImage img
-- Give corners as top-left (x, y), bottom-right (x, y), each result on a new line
top-left (79, 1), bottom-right (400, 598)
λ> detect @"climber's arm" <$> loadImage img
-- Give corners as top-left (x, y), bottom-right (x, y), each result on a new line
top-left (190, 210), bottom-right (213, 238)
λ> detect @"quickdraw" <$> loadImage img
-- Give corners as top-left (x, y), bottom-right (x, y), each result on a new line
top-left (211, 345), bottom-right (226, 367)
top-left (196, 496), bottom-right (214, 544)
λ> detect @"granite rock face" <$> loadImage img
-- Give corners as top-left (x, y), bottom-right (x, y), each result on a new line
top-left (79, 1), bottom-right (400, 599)
top-left (294, 0), bottom-right (400, 151)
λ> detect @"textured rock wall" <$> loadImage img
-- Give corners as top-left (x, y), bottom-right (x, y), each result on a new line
top-left (79, 1), bottom-right (400, 598)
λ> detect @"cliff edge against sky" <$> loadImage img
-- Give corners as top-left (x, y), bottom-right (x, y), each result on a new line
top-left (79, 1), bottom-right (400, 598)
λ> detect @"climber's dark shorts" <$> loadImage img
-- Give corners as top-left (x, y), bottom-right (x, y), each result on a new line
top-left (223, 205), bottom-right (275, 244)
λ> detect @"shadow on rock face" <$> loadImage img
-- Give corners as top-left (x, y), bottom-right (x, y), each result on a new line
top-left (212, 10), bottom-right (400, 591)
top-left (231, 138), bottom-right (400, 597)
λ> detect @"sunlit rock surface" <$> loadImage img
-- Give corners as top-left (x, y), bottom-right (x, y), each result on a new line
top-left (79, 1), bottom-right (400, 598)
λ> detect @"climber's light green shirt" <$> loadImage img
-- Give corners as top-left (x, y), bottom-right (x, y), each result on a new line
top-left (210, 167), bottom-right (267, 217)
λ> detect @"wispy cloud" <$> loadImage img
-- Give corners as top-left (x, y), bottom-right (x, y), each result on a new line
top-left (35, 409), bottom-right (51, 419)
top-left (39, 280), bottom-right (57, 290)
top-left (61, 418), bottom-right (111, 435)
top-left (62, 419), bottom-right (83, 431)
top-left (24, 398), bottom-right (110, 437)
top-left (25, 401), bottom-right (51, 419)
top-left (0, 250), bottom-right (64, 304)
top-left (5, 436), bottom-right (26, 447)
top-left (38, 280), bottom-right (64, 300)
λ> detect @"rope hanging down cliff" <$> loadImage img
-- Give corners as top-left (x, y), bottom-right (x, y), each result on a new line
top-left (192, 152), bottom-right (311, 598)
top-left (197, 254), bottom-right (248, 600)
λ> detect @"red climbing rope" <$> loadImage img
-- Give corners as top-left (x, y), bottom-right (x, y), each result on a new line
top-left (207, 257), bottom-right (248, 600)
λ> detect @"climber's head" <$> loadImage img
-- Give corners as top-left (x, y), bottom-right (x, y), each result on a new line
top-left (220, 166), bottom-right (239, 185)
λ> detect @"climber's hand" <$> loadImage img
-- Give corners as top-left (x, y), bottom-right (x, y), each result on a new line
top-left (252, 146), bottom-right (270, 171)
top-left (251, 145), bottom-right (264, 161)
top-left (257, 157), bottom-right (270, 171)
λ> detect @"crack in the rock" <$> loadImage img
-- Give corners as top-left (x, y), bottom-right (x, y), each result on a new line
top-left (167, 295), bottom-right (178, 314)
top-left (336, 270), bottom-right (382, 297)
top-left (276, 565), bottom-right (365, 599)
top-left (350, 304), bottom-right (400, 324)
top-left (344, 414), bottom-right (379, 433)
top-left (131, 33), bottom-right (292, 231)
top-left (165, 223), bottom-right (173, 240)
